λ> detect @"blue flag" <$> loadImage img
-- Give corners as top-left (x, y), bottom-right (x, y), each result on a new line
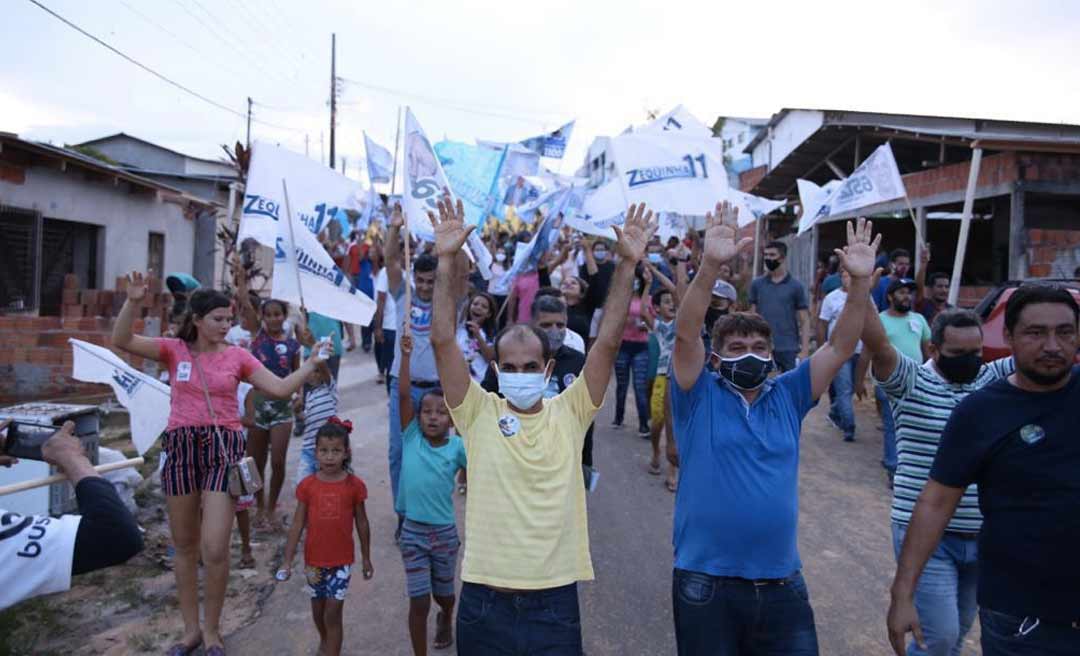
top-left (433, 141), bottom-right (505, 228)
top-left (520, 120), bottom-right (575, 159)
top-left (364, 132), bottom-right (393, 184)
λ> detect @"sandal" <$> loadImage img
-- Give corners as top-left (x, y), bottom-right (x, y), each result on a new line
top-left (238, 553), bottom-right (256, 570)
top-left (204, 646), bottom-right (226, 656)
top-left (164, 635), bottom-right (202, 656)
top-left (665, 479), bottom-right (678, 493)
top-left (648, 462), bottom-right (661, 476)
top-left (433, 611), bottom-right (454, 649)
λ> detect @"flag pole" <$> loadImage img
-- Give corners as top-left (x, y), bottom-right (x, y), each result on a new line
top-left (281, 179), bottom-right (307, 311)
top-left (390, 106), bottom-right (402, 196)
top-left (403, 224), bottom-right (412, 338)
top-left (903, 193), bottom-right (925, 252)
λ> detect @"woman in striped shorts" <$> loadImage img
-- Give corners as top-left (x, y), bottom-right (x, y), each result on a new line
top-left (111, 272), bottom-right (329, 656)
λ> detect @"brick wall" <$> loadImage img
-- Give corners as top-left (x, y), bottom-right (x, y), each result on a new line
top-left (1025, 228), bottom-right (1080, 278)
top-left (739, 165), bottom-right (767, 192)
top-left (902, 151), bottom-right (1020, 201)
top-left (0, 275), bottom-right (170, 403)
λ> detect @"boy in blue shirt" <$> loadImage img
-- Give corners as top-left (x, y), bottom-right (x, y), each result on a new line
top-left (396, 333), bottom-right (467, 654)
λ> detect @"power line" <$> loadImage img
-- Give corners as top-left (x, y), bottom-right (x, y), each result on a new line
top-left (27, 0), bottom-right (304, 133)
top-left (337, 75), bottom-right (565, 120)
top-left (169, 0), bottom-right (292, 87)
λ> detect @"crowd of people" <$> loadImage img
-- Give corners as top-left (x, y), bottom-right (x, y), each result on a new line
top-left (2, 190), bottom-right (1078, 656)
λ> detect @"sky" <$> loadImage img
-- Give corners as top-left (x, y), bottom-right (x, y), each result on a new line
top-left (3, 0), bottom-right (1079, 185)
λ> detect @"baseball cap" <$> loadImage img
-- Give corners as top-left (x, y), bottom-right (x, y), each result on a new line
top-left (886, 278), bottom-right (917, 295)
top-left (711, 279), bottom-right (737, 301)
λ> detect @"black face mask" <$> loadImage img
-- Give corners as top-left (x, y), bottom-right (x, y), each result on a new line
top-left (715, 353), bottom-right (775, 390)
top-left (936, 351), bottom-right (982, 384)
top-left (764, 259), bottom-right (781, 272)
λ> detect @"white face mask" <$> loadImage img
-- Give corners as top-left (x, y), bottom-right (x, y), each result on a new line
top-left (495, 365), bottom-right (550, 410)
top-left (495, 252), bottom-right (507, 263)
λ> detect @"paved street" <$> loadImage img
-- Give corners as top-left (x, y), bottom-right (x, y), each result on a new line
top-left (227, 349), bottom-right (981, 655)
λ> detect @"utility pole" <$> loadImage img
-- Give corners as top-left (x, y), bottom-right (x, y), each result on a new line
top-left (246, 97), bottom-right (252, 149)
top-left (329, 33), bottom-right (337, 169)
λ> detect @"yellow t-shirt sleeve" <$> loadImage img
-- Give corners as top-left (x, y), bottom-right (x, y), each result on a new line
top-left (447, 378), bottom-right (490, 448)
top-left (551, 374), bottom-right (603, 446)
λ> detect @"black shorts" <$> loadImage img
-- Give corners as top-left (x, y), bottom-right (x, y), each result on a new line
top-left (160, 426), bottom-right (245, 496)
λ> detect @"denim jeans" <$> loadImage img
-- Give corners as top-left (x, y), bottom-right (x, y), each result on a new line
top-left (615, 341), bottom-right (650, 427)
top-left (876, 384), bottom-right (897, 472)
top-left (672, 569), bottom-right (819, 656)
top-left (828, 353), bottom-right (859, 439)
top-left (891, 522), bottom-right (978, 656)
top-left (979, 608), bottom-right (1080, 655)
top-left (456, 582), bottom-right (582, 655)
top-left (387, 376), bottom-right (430, 506)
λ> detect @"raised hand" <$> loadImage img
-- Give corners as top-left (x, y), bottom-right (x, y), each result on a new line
top-left (400, 333), bottom-right (414, 355)
top-left (126, 271), bottom-right (149, 302)
top-left (429, 195), bottom-right (474, 260)
top-left (834, 217), bottom-right (881, 279)
top-left (701, 201), bottom-right (752, 268)
top-left (389, 203), bottom-right (404, 230)
top-left (612, 203), bottom-right (657, 263)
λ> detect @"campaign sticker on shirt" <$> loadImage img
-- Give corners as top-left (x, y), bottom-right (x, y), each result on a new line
top-left (275, 343), bottom-right (288, 355)
top-left (1019, 424), bottom-right (1046, 445)
top-left (497, 415), bottom-right (521, 438)
top-left (563, 373), bottom-right (576, 388)
top-left (176, 362), bottom-right (192, 382)
top-left (908, 319), bottom-right (922, 334)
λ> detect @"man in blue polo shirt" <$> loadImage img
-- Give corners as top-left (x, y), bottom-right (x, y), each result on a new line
top-left (670, 203), bottom-right (879, 655)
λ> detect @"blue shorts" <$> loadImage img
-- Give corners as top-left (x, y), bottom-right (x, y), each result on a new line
top-left (305, 564), bottom-right (352, 600)
top-left (399, 520), bottom-right (460, 598)
top-left (297, 447), bottom-right (317, 485)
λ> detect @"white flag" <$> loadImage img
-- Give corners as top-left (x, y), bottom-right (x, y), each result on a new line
top-left (364, 132), bottom-right (394, 184)
top-left (401, 108), bottom-right (492, 279)
top-left (274, 196), bottom-right (377, 327)
top-left (640, 105), bottom-right (714, 138)
top-left (797, 143), bottom-right (906, 234)
top-left (608, 131), bottom-right (729, 216)
top-left (728, 189), bottom-right (788, 227)
top-left (564, 178), bottom-right (627, 239)
top-left (69, 339), bottom-right (170, 455)
top-left (240, 141), bottom-right (364, 248)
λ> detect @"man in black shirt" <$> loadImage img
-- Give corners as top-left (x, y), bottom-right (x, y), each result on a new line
top-left (887, 285), bottom-right (1080, 656)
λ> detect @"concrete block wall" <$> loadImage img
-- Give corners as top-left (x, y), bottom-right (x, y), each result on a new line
top-left (1026, 229), bottom-right (1080, 279)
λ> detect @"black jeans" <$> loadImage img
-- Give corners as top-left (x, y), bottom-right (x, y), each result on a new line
top-left (456, 582), bottom-right (582, 655)
top-left (376, 329), bottom-right (397, 383)
top-left (980, 607), bottom-right (1080, 655)
top-left (673, 569), bottom-right (819, 656)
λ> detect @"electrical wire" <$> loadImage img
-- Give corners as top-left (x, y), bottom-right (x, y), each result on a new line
top-left (27, 0), bottom-right (305, 133)
top-left (337, 75), bottom-right (565, 120)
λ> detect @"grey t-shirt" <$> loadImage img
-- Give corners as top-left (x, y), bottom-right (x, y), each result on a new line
top-left (749, 273), bottom-right (809, 352)
top-left (390, 282), bottom-right (438, 382)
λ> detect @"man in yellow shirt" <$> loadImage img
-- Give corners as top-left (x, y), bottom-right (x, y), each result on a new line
top-left (428, 196), bottom-right (656, 654)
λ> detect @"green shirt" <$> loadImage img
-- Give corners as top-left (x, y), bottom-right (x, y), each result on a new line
top-left (879, 311), bottom-right (931, 363)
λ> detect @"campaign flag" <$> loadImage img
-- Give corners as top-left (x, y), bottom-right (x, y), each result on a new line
top-left (479, 141), bottom-right (542, 219)
top-left (607, 131), bottom-right (728, 216)
top-left (564, 178), bottom-right (627, 239)
top-left (69, 339), bottom-right (169, 455)
top-left (520, 120), bottom-right (575, 159)
top-left (401, 108), bottom-right (492, 278)
top-left (797, 143), bottom-right (906, 234)
top-left (657, 212), bottom-right (687, 245)
top-left (728, 190), bottom-right (787, 227)
top-left (273, 197), bottom-right (377, 327)
top-left (640, 105), bottom-right (714, 138)
top-left (364, 132), bottom-right (394, 184)
top-left (434, 140), bottom-right (505, 228)
top-left (492, 188), bottom-right (571, 295)
top-left (240, 140), bottom-right (364, 247)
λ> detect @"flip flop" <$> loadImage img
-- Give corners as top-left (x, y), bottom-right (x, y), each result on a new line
top-left (648, 462), bottom-right (661, 476)
top-left (433, 611), bottom-right (454, 649)
top-left (238, 553), bottom-right (256, 570)
top-left (665, 479), bottom-right (678, 493)
top-left (164, 636), bottom-right (202, 656)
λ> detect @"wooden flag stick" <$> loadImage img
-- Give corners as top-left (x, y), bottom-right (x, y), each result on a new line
top-left (403, 224), bottom-right (413, 337)
top-left (0, 457), bottom-right (144, 497)
top-left (281, 179), bottom-right (306, 310)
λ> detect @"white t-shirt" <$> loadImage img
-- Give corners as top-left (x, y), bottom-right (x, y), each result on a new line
top-left (457, 325), bottom-right (491, 381)
top-left (0, 511), bottom-right (81, 610)
top-left (373, 269), bottom-right (398, 331)
top-left (225, 325), bottom-right (253, 349)
top-left (818, 288), bottom-right (862, 353)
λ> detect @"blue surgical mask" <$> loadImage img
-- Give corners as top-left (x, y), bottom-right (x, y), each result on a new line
top-left (495, 365), bottom-right (551, 410)
top-left (594, 249), bottom-right (608, 262)
top-left (648, 253), bottom-right (663, 264)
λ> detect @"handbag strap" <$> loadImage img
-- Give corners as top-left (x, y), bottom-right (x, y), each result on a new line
top-left (187, 342), bottom-right (228, 454)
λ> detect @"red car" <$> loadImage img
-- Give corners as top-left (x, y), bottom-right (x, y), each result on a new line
top-left (973, 279), bottom-right (1080, 362)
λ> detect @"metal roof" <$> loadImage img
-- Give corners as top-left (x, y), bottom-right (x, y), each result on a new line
top-left (73, 132), bottom-right (230, 167)
top-left (0, 132), bottom-right (220, 208)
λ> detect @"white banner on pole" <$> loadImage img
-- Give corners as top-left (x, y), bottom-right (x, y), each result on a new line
top-left (364, 132), bottom-right (394, 184)
top-left (70, 339), bottom-right (169, 455)
top-left (608, 131), bottom-right (729, 216)
top-left (639, 105), bottom-right (714, 138)
top-left (239, 141), bottom-right (364, 248)
top-left (401, 107), bottom-right (492, 278)
top-left (797, 143), bottom-right (906, 234)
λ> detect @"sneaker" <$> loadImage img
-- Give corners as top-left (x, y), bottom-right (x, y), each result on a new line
top-left (843, 434), bottom-right (856, 443)
top-left (611, 421), bottom-right (623, 430)
top-left (582, 465), bottom-right (600, 492)
top-left (638, 424), bottom-right (651, 437)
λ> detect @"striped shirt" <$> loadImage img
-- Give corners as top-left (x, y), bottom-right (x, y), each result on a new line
top-left (878, 350), bottom-right (1014, 533)
top-left (301, 380), bottom-right (339, 452)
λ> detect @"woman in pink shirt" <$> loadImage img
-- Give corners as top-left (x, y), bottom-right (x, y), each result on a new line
top-left (613, 264), bottom-right (655, 435)
top-left (111, 272), bottom-right (327, 656)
